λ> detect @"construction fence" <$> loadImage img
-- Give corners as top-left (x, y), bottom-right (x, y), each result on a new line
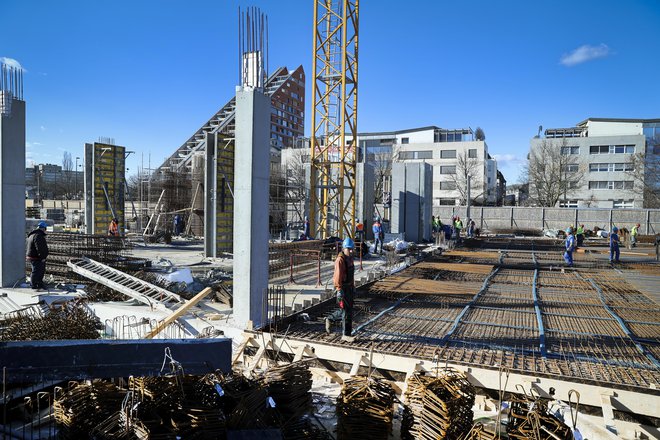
top-left (433, 206), bottom-right (660, 234)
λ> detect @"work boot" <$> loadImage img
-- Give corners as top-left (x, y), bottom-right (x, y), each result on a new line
top-left (341, 335), bottom-right (355, 343)
top-left (324, 317), bottom-right (331, 334)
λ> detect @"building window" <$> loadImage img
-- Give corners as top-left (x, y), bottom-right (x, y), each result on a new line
top-left (399, 150), bottom-right (432, 160)
top-left (439, 165), bottom-right (456, 174)
top-left (589, 163), bottom-right (634, 172)
top-left (564, 164), bottom-right (579, 172)
top-left (588, 181), bottom-right (633, 190)
top-left (440, 150), bottom-right (457, 159)
top-left (613, 199), bottom-right (635, 209)
top-left (468, 149), bottom-right (477, 158)
top-left (590, 145), bottom-right (635, 154)
top-left (437, 198), bottom-right (456, 206)
top-left (560, 146), bottom-right (580, 155)
top-left (559, 200), bottom-right (578, 208)
top-left (439, 181), bottom-right (456, 190)
top-left (401, 137), bottom-right (409, 144)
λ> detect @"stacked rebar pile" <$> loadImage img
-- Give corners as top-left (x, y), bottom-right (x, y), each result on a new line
top-left (402, 369), bottom-right (475, 439)
top-left (507, 395), bottom-right (573, 440)
top-left (259, 361), bottom-right (313, 423)
top-left (0, 300), bottom-right (101, 341)
top-left (336, 376), bottom-right (396, 440)
top-left (54, 381), bottom-right (127, 439)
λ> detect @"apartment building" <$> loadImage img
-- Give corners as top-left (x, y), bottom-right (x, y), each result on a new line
top-left (353, 126), bottom-right (500, 206)
top-left (529, 118), bottom-right (660, 208)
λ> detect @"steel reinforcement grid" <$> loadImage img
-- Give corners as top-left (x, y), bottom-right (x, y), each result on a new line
top-left (266, 243), bottom-right (660, 390)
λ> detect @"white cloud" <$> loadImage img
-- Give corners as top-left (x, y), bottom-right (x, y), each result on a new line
top-left (40, 125), bottom-right (46, 132)
top-left (0, 57), bottom-right (25, 71)
top-left (560, 44), bottom-right (611, 67)
top-left (493, 153), bottom-right (524, 164)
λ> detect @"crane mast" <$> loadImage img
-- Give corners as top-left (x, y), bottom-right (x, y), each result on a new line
top-left (309, 0), bottom-right (359, 239)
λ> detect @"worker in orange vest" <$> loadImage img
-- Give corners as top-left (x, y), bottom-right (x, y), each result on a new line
top-left (108, 218), bottom-right (119, 236)
top-left (355, 219), bottom-right (364, 242)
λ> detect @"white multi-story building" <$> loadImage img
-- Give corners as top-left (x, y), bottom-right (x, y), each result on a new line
top-left (529, 118), bottom-right (660, 208)
top-left (353, 126), bottom-right (499, 206)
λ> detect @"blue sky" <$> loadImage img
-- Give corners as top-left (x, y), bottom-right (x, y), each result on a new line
top-left (2, 0), bottom-right (659, 183)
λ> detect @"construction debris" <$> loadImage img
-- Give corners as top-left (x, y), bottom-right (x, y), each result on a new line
top-left (336, 376), bottom-right (396, 440)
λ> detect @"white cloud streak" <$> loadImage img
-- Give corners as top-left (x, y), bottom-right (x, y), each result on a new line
top-left (560, 44), bottom-right (611, 67)
top-left (0, 57), bottom-right (25, 71)
top-left (493, 154), bottom-right (524, 164)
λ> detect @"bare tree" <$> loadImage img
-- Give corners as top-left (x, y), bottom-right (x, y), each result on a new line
top-left (625, 136), bottom-right (660, 208)
top-left (62, 151), bottom-right (74, 198)
top-left (447, 151), bottom-right (485, 205)
top-left (524, 139), bottom-right (584, 207)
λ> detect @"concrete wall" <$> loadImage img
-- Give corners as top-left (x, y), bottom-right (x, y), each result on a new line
top-left (356, 162), bottom-right (375, 231)
top-left (0, 98), bottom-right (25, 286)
top-left (433, 206), bottom-right (660, 234)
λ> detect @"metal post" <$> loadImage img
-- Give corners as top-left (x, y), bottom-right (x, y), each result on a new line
top-left (466, 174), bottom-right (471, 222)
top-left (75, 156), bottom-right (80, 198)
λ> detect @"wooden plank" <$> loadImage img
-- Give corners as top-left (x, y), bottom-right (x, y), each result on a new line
top-left (368, 276), bottom-right (481, 295)
top-left (414, 262), bottom-right (494, 274)
top-left (144, 287), bottom-right (214, 339)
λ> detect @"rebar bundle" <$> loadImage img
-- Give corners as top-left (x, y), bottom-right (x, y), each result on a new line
top-left (259, 361), bottom-right (313, 423)
top-left (402, 369), bottom-right (475, 440)
top-left (507, 395), bottom-right (573, 440)
top-left (25, 232), bottom-right (137, 281)
top-left (0, 300), bottom-right (101, 341)
top-left (336, 376), bottom-right (396, 440)
top-left (54, 380), bottom-right (127, 439)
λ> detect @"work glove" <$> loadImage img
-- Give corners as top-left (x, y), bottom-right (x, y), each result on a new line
top-left (339, 299), bottom-right (345, 309)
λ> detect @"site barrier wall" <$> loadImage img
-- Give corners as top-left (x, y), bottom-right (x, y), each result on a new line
top-left (433, 206), bottom-right (660, 234)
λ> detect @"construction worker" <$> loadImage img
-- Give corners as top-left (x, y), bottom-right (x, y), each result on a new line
top-left (108, 218), bottom-right (119, 236)
top-left (372, 217), bottom-right (383, 255)
top-left (563, 227), bottom-right (576, 267)
top-left (173, 214), bottom-right (183, 236)
top-left (610, 226), bottom-right (620, 263)
top-left (454, 216), bottom-right (464, 241)
top-left (325, 238), bottom-right (356, 342)
top-left (576, 224), bottom-right (585, 248)
top-left (630, 223), bottom-right (640, 248)
top-left (355, 219), bottom-right (364, 242)
top-left (26, 221), bottom-right (49, 291)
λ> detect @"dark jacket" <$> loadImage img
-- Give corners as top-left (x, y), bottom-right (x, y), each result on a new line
top-left (26, 229), bottom-right (49, 260)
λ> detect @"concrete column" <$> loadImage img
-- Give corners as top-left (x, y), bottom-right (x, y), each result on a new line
top-left (233, 87), bottom-right (270, 329)
top-left (204, 133), bottom-right (217, 257)
top-left (190, 153), bottom-right (205, 236)
top-left (0, 98), bottom-right (25, 286)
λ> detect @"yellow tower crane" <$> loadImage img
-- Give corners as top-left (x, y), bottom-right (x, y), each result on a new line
top-left (309, 0), bottom-right (359, 239)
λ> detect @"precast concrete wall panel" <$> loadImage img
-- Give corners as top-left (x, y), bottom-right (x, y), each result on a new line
top-left (391, 163), bottom-right (406, 235)
top-left (404, 163), bottom-right (421, 242)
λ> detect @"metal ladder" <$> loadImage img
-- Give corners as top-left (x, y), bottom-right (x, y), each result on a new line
top-left (67, 257), bottom-right (182, 308)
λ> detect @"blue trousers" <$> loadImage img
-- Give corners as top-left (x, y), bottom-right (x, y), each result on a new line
top-left (30, 260), bottom-right (46, 288)
top-left (374, 237), bottom-right (383, 254)
top-left (563, 250), bottom-right (574, 266)
top-left (610, 245), bottom-right (620, 262)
